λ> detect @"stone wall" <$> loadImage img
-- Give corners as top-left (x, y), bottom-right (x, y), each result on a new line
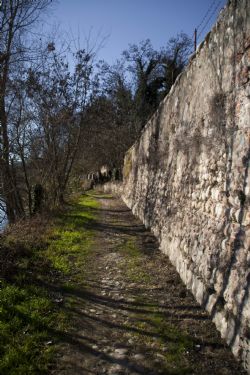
top-left (102, 181), bottom-right (123, 196)
top-left (122, 0), bottom-right (250, 371)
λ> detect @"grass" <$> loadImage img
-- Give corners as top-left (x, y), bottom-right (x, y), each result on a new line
top-left (0, 192), bottom-right (99, 374)
top-left (131, 309), bottom-right (194, 374)
top-left (0, 283), bottom-right (63, 375)
top-left (46, 193), bottom-right (99, 277)
top-left (119, 238), bottom-right (151, 283)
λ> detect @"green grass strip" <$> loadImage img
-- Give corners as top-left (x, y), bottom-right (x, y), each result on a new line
top-left (0, 193), bottom-right (100, 374)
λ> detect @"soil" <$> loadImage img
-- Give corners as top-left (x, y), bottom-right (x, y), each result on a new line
top-left (51, 193), bottom-right (246, 375)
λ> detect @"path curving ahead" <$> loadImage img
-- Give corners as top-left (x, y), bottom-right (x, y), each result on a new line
top-left (52, 192), bottom-right (245, 375)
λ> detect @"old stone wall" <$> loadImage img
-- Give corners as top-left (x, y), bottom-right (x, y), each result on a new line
top-left (102, 181), bottom-right (123, 196)
top-left (122, 0), bottom-right (250, 371)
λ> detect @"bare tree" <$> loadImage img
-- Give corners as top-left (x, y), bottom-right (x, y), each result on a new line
top-left (0, 0), bottom-right (52, 222)
top-left (161, 32), bottom-right (192, 93)
top-left (27, 46), bottom-right (96, 205)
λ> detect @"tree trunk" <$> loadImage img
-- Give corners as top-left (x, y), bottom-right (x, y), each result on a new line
top-left (0, 97), bottom-right (16, 223)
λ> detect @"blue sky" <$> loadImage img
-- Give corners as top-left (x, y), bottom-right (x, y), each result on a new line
top-left (50, 0), bottom-right (227, 64)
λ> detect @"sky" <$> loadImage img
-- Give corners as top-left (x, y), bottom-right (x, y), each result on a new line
top-left (48, 0), bottom-right (227, 64)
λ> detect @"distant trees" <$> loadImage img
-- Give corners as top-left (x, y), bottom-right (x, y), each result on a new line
top-left (122, 39), bottom-right (163, 128)
top-left (77, 60), bottom-right (136, 171)
top-left (122, 33), bottom-right (192, 129)
top-left (76, 34), bottom-right (192, 174)
top-left (161, 33), bottom-right (192, 94)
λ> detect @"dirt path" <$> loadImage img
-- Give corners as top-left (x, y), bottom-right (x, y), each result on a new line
top-left (52, 192), bottom-right (245, 375)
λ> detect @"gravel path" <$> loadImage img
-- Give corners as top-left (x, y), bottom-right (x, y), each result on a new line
top-left (52, 193), bottom-right (245, 375)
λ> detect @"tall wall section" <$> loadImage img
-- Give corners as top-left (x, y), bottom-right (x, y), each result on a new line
top-left (122, 0), bottom-right (250, 371)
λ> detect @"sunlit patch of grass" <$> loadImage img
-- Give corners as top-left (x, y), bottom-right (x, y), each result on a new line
top-left (78, 193), bottom-right (100, 209)
top-left (0, 193), bottom-right (101, 374)
top-left (46, 230), bottom-right (93, 275)
top-left (45, 194), bottom-right (100, 276)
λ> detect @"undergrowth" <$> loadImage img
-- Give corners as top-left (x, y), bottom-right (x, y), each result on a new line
top-left (0, 193), bottom-right (99, 374)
